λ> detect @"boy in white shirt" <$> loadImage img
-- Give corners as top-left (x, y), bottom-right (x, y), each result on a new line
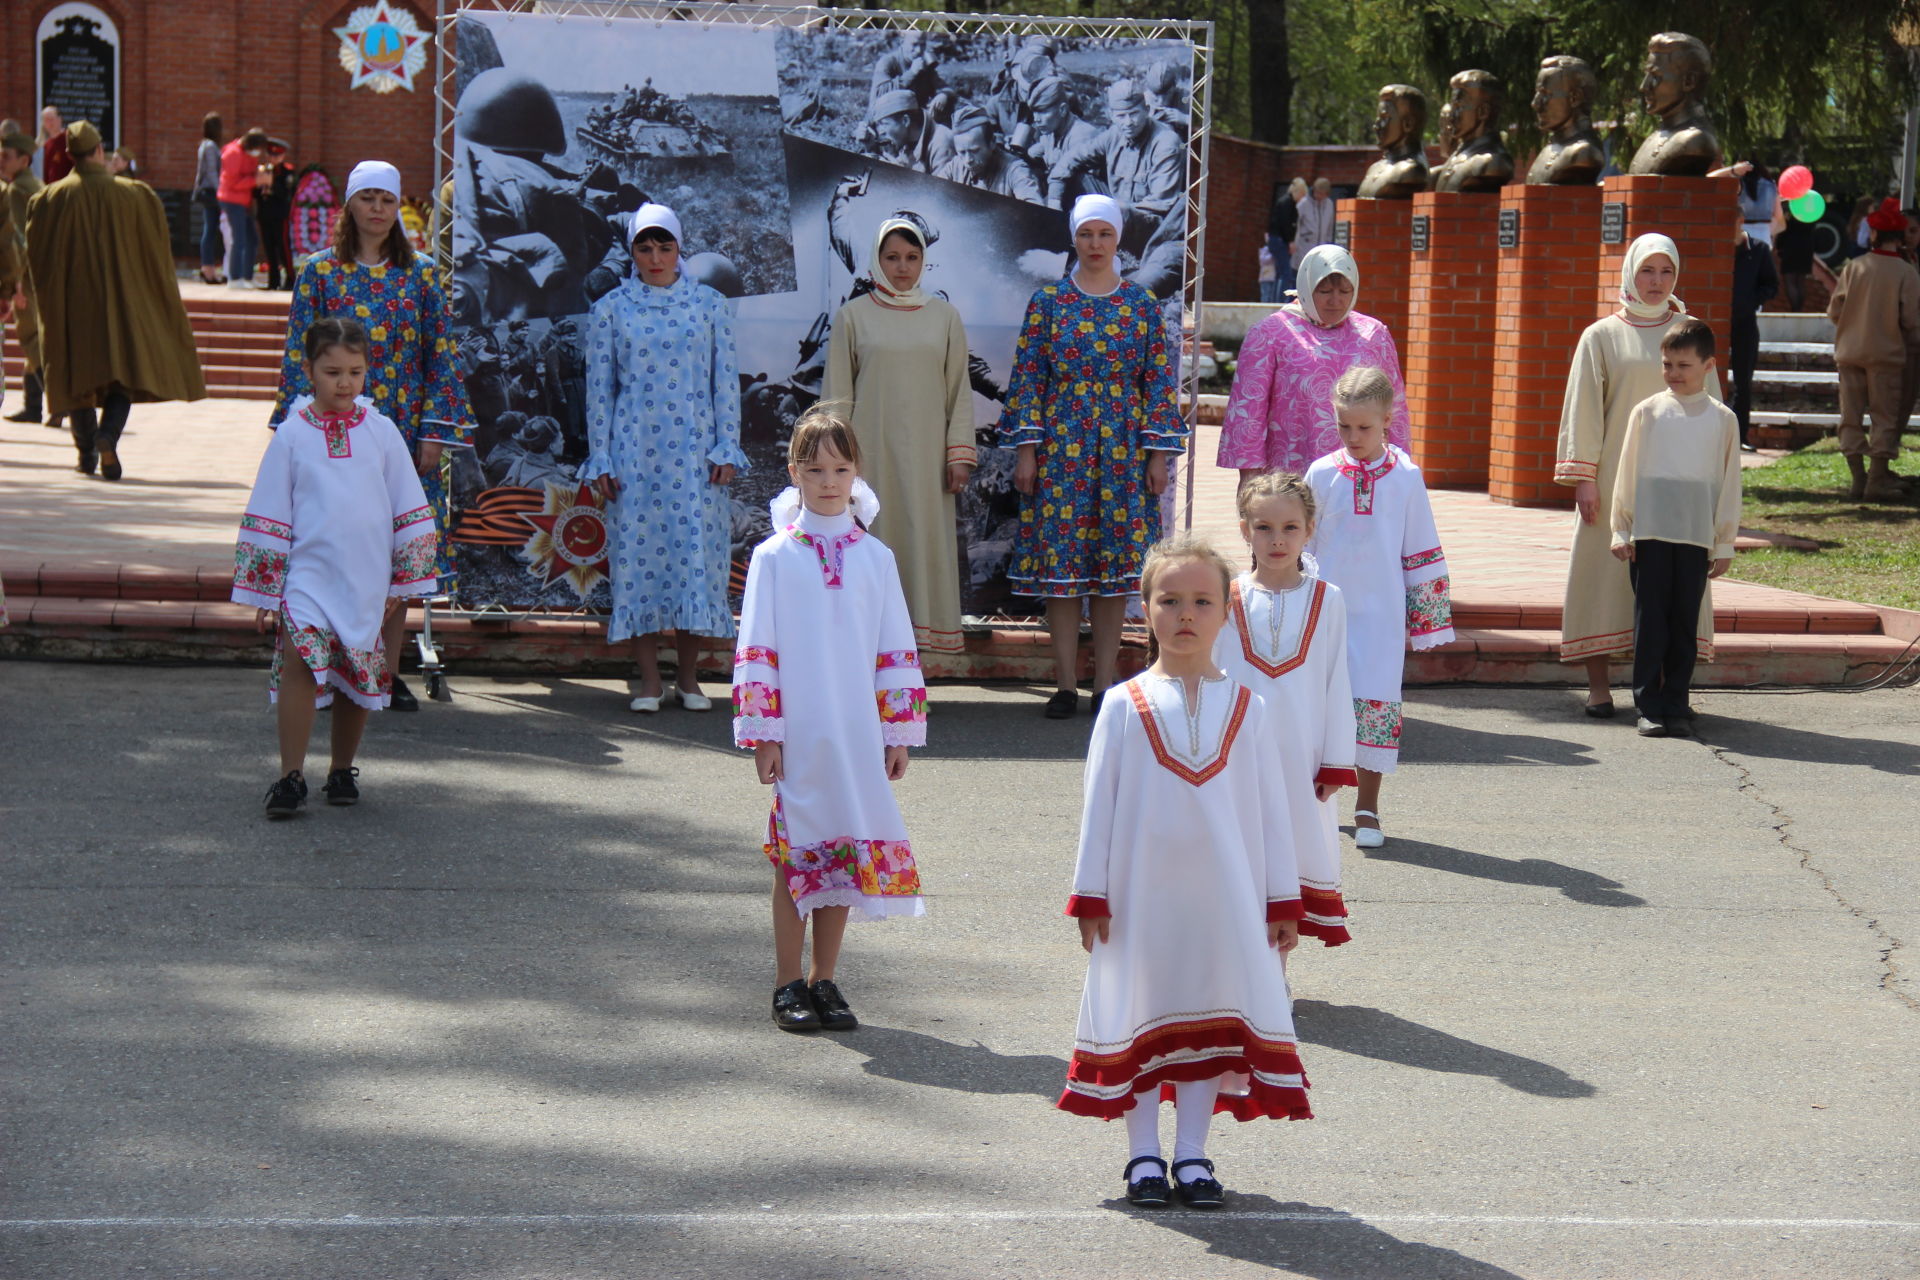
top-left (1610, 318), bottom-right (1742, 738)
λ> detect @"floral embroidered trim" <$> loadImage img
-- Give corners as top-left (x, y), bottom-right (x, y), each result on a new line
top-left (1554, 459), bottom-right (1599, 484)
top-left (390, 533), bottom-right (439, 592)
top-left (1229, 579), bottom-right (1324, 678)
top-left (877, 686), bottom-right (926, 724)
top-left (1127, 680), bottom-right (1251, 786)
top-left (300, 402), bottom-right (367, 458)
top-left (1401, 546), bottom-right (1445, 573)
top-left (734, 645), bottom-right (780, 670)
top-left (733, 681), bottom-right (781, 719)
top-left (788, 524), bottom-right (866, 589)
top-left (764, 794), bottom-right (922, 911)
top-left (273, 610), bottom-right (387, 710)
top-left (1336, 451), bottom-right (1396, 516)
top-left (1405, 574), bottom-right (1453, 637)
top-left (875, 650), bottom-right (921, 671)
top-left (233, 542), bottom-right (289, 603)
top-left (1354, 698), bottom-right (1402, 750)
top-left (393, 505), bottom-right (434, 535)
top-left (240, 512), bottom-right (293, 541)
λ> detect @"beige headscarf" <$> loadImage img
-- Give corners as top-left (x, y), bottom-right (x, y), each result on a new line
top-left (868, 216), bottom-right (928, 310)
top-left (1287, 244), bottom-right (1358, 327)
top-left (1618, 233), bottom-right (1685, 320)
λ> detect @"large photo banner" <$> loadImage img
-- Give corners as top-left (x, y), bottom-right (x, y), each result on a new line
top-left (446, 7), bottom-right (1198, 616)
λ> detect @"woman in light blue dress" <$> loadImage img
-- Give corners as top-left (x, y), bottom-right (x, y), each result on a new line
top-left (584, 204), bottom-right (747, 712)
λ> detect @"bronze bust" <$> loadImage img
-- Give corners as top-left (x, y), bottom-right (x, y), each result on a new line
top-left (1355, 84), bottom-right (1431, 199)
top-left (1431, 70), bottom-right (1513, 193)
top-left (1627, 32), bottom-right (1723, 176)
top-left (1526, 56), bottom-right (1606, 185)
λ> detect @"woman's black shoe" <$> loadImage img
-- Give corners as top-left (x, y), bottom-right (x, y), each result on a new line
top-left (1124, 1156), bottom-right (1171, 1208)
top-left (808, 979), bottom-right (858, 1031)
top-left (322, 766), bottom-right (361, 806)
top-left (772, 979), bottom-right (821, 1033)
top-left (264, 771), bottom-right (307, 819)
top-left (1583, 699), bottom-right (1616, 719)
top-left (1172, 1158), bottom-right (1225, 1209)
top-left (389, 676), bottom-right (420, 712)
top-left (1044, 689), bottom-right (1077, 719)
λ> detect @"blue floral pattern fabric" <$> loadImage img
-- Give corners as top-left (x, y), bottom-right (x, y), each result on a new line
top-left (272, 250), bottom-right (473, 590)
top-left (999, 278), bottom-right (1186, 597)
top-left (583, 275), bottom-right (747, 641)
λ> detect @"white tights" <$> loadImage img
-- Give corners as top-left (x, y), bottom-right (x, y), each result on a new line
top-left (1124, 1077), bottom-right (1222, 1179)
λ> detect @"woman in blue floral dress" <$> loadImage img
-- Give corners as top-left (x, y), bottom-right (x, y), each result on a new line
top-left (1002, 194), bottom-right (1185, 719)
top-left (272, 160), bottom-right (472, 711)
top-left (583, 204), bottom-right (747, 714)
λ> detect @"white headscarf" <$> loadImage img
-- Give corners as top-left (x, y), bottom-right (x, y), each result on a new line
top-left (769, 479), bottom-right (881, 528)
top-left (1618, 233), bottom-right (1686, 320)
top-left (1287, 244), bottom-right (1358, 327)
top-left (868, 217), bottom-right (928, 310)
top-left (628, 202), bottom-right (683, 245)
top-left (1069, 193), bottom-right (1124, 238)
top-left (343, 160), bottom-right (401, 205)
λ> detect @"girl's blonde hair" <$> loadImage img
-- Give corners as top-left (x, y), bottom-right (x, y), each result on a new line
top-left (1331, 364), bottom-right (1394, 415)
top-left (1235, 470), bottom-right (1317, 528)
top-left (788, 400), bottom-right (864, 470)
top-left (1140, 532), bottom-right (1235, 601)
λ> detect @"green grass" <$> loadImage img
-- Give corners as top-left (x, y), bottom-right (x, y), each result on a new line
top-left (1733, 436), bottom-right (1920, 611)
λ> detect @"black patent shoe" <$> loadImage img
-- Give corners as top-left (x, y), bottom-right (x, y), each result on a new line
top-left (772, 979), bottom-right (821, 1033)
top-left (264, 770), bottom-right (308, 819)
top-left (1583, 699), bottom-right (1616, 719)
top-left (323, 766), bottom-right (361, 806)
top-left (1124, 1156), bottom-right (1171, 1208)
top-left (1044, 689), bottom-right (1077, 719)
top-left (1665, 717), bottom-right (1693, 738)
top-left (388, 676), bottom-right (419, 712)
top-left (1172, 1158), bottom-right (1225, 1209)
top-left (808, 979), bottom-right (858, 1031)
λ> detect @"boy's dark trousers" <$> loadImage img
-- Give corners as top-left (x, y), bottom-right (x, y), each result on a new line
top-left (1629, 539), bottom-right (1709, 718)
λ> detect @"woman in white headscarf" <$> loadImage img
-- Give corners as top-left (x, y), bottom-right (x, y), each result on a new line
top-left (1216, 244), bottom-right (1411, 480)
top-left (1001, 193), bottom-right (1186, 719)
top-left (1554, 232), bottom-right (1716, 715)
top-left (825, 216), bottom-right (974, 656)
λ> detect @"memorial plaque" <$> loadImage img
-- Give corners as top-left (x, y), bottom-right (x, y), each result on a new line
top-left (1411, 214), bottom-right (1430, 252)
top-left (1334, 220), bottom-right (1351, 250)
top-left (1601, 201), bottom-right (1628, 245)
top-left (38, 6), bottom-right (118, 149)
top-left (1498, 207), bottom-right (1520, 248)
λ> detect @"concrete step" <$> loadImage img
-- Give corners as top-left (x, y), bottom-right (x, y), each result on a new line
top-left (1756, 341), bottom-right (1835, 373)
top-left (1758, 313), bottom-right (1836, 343)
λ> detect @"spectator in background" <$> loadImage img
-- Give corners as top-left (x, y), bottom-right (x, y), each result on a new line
top-left (191, 113), bottom-right (225, 284)
top-left (36, 105), bottom-right (71, 184)
top-left (1844, 195), bottom-right (1875, 258)
top-left (1736, 162), bottom-right (1777, 246)
top-left (1293, 177), bottom-right (1336, 269)
top-left (257, 139), bottom-right (296, 290)
top-left (1900, 208), bottom-right (1920, 432)
top-left (1774, 200), bottom-right (1814, 310)
top-left (1257, 242), bottom-right (1277, 302)
top-left (107, 147), bottom-right (136, 177)
top-left (219, 127), bottom-right (270, 289)
top-left (2, 129), bottom-right (48, 426)
top-left (1826, 198), bottom-right (1920, 501)
top-left (1730, 205), bottom-right (1778, 451)
top-left (1268, 176), bottom-right (1302, 299)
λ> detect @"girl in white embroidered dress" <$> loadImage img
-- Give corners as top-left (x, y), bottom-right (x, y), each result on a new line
top-left (233, 317), bottom-right (438, 819)
top-left (1304, 367), bottom-right (1455, 850)
top-left (733, 406), bottom-right (927, 1036)
top-left (1065, 534), bottom-right (1310, 1211)
top-left (1215, 473), bottom-right (1359, 946)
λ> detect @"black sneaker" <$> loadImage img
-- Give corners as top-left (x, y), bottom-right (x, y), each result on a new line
top-left (322, 766), bottom-right (361, 805)
top-left (264, 771), bottom-right (308, 819)
top-left (808, 979), bottom-right (859, 1031)
top-left (389, 676), bottom-right (419, 712)
top-left (772, 979), bottom-right (821, 1033)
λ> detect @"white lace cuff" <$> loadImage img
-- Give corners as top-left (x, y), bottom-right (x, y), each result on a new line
top-left (733, 715), bottom-right (785, 747)
top-left (880, 720), bottom-right (927, 748)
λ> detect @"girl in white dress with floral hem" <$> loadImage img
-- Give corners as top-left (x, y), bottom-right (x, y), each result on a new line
top-left (733, 406), bottom-right (926, 1037)
top-left (1215, 473), bottom-right (1358, 946)
top-left (1064, 533), bottom-right (1311, 1212)
top-left (1305, 366), bottom-right (1455, 850)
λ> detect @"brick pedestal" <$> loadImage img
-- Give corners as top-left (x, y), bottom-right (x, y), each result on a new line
top-left (1591, 174), bottom-right (1735, 338)
top-left (1488, 183), bottom-right (1603, 506)
top-left (1335, 198), bottom-right (1414, 350)
top-left (1405, 191), bottom-right (1500, 487)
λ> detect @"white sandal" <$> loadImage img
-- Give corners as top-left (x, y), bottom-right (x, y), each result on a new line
top-left (1353, 809), bottom-right (1386, 849)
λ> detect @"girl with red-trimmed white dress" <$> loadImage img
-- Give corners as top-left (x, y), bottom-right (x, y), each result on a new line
top-left (1215, 472), bottom-right (1358, 946)
top-left (1304, 365), bottom-right (1455, 850)
top-left (1063, 533), bottom-right (1311, 1212)
top-left (732, 406), bottom-right (926, 1039)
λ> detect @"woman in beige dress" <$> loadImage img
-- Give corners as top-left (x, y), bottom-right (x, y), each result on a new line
top-left (825, 217), bottom-right (975, 655)
top-left (1555, 233), bottom-right (1715, 715)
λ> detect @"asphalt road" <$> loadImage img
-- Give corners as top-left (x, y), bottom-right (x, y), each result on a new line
top-left (3, 664), bottom-right (1917, 1279)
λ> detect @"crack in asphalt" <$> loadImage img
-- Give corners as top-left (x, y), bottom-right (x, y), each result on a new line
top-left (1698, 733), bottom-right (1916, 1013)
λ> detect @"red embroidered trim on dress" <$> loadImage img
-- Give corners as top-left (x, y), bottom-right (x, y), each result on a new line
top-left (1336, 452), bottom-right (1395, 515)
top-left (734, 645), bottom-right (779, 669)
top-left (1064, 894), bottom-right (1110, 918)
top-left (1265, 898), bottom-right (1307, 923)
top-left (1058, 1015), bottom-right (1313, 1122)
top-left (1229, 579), bottom-right (1325, 678)
top-left (875, 650), bottom-right (920, 671)
top-left (1314, 765), bottom-right (1359, 788)
top-left (1401, 546), bottom-right (1444, 572)
top-left (1127, 681), bottom-right (1252, 787)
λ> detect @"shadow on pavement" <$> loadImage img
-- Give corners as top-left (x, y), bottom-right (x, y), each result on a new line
top-left (1402, 717), bottom-right (1599, 768)
top-left (1292, 1000), bottom-right (1595, 1099)
top-left (828, 1024), bottom-right (1067, 1100)
top-left (1356, 836), bottom-right (1646, 907)
top-left (1110, 1192), bottom-right (1526, 1279)
top-left (1698, 713), bottom-right (1920, 776)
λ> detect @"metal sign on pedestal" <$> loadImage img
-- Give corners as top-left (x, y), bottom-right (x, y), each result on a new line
top-left (1497, 208), bottom-right (1520, 248)
top-left (1601, 202), bottom-right (1627, 245)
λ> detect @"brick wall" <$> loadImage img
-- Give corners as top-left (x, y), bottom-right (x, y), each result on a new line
top-left (1405, 190), bottom-right (1499, 488)
top-left (1335, 197), bottom-right (1412, 351)
top-left (1203, 136), bottom-right (1377, 304)
top-left (4, 0), bottom-right (440, 202)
